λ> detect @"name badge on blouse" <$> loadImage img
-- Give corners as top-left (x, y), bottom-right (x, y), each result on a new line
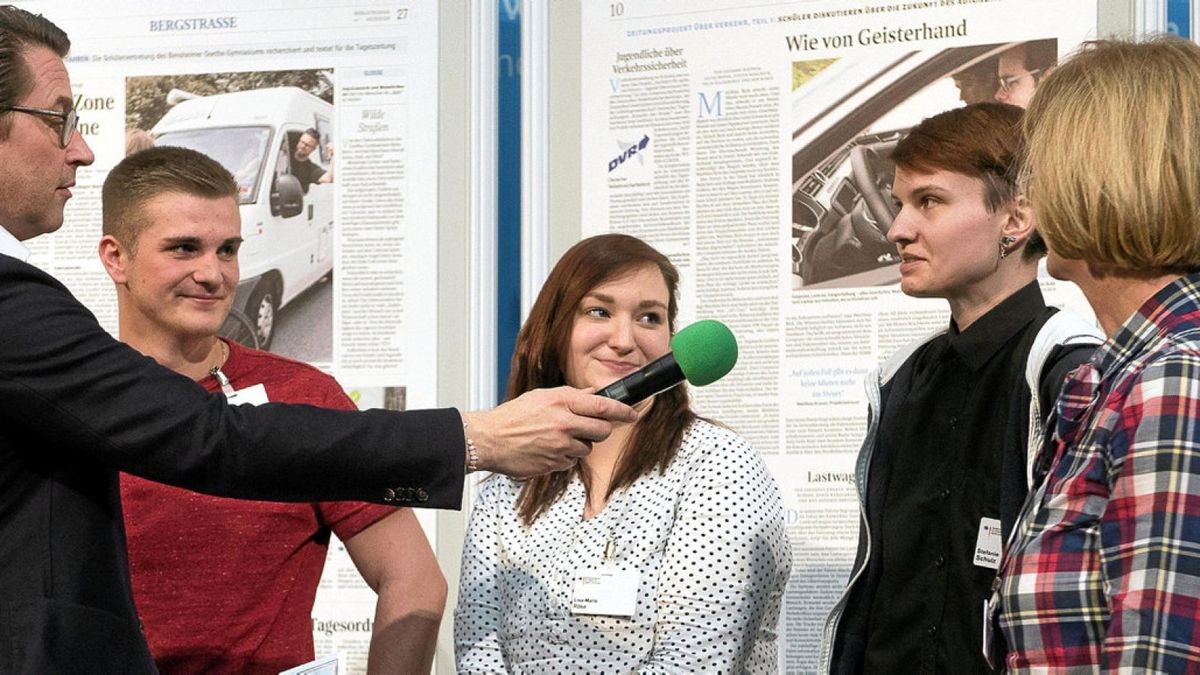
top-left (570, 565), bottom-right (639, 618)
top-left (226, 384), bottom-right (269, 406)
top-left (974, 517), bottom-right (1002, 569)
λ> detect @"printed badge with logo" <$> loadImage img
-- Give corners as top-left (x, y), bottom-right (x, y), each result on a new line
top-left (571, 565), bottom-right (639, 618)
top-left (974, 517), bottom-right (1002, 569)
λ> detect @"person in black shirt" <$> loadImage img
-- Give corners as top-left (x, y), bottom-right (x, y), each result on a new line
top-left (819, 103), bottom-right (1101, 674)
top-left (291, 127), bottom-right (330, 191)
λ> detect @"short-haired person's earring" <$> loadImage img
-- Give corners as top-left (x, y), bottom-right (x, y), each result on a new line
top-left (999, 235), bottom-right (1018, 259)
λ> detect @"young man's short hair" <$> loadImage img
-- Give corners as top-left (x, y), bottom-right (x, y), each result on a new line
top-left (891, 102), bottom-right (1044, 258)
top-left (1023, 37), bottom-right (1200, 273)
top-left (102, 146), bottom-right (239, 250)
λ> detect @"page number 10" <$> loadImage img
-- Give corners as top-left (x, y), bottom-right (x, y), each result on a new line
top-left (611, 3), bottom-right (624, 17)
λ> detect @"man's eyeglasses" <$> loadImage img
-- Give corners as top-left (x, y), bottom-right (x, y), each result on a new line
top-left (997, 68), bottom-right (1043, 94)
top-left (0, 105), bottom-right (78, 148)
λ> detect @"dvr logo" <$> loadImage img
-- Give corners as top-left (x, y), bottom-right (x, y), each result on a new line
top-left (608, 135), bottom-right (650, 173)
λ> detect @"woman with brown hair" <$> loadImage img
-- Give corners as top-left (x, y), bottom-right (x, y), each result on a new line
top-left (454, 233), bottom-right (790, 673)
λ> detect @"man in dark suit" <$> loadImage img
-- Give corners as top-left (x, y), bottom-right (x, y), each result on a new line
top-left (0, 6), bottom-right (633, 671)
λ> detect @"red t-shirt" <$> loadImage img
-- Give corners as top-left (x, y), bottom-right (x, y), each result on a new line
top-left (121, 340), bottom-right (394, 674)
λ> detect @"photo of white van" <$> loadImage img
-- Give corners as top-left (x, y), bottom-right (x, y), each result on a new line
top-left (142, 84), bottom-right (334, 351)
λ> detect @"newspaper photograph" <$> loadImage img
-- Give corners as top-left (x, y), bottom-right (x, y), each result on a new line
top-left (791, 39), bottom-right (1056, 290)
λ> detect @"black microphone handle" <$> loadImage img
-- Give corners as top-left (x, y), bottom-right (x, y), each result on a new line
top-left (594, 352), bottom-right (685, 405)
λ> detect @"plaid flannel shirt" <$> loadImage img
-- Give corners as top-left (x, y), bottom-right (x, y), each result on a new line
top-left (997, 272), bottom-right (1200, 673)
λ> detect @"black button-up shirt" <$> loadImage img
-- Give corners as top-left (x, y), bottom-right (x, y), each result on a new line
top-left (861, 281), bottom-right (1046, 674)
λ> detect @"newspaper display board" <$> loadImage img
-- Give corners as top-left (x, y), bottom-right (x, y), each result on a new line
top-left (578, 1), bottom-right (1098, 669)
top-left (14, 2), bottom-right (441, 672)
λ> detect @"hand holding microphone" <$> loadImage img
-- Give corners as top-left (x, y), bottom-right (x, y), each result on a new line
top-left (463, 320), bottom-right (736, 478)
top-left (461, 388), bottom-right (638, 478)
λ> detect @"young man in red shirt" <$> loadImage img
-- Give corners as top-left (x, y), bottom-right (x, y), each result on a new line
top-left (98, 146), bottom-right (443, 674)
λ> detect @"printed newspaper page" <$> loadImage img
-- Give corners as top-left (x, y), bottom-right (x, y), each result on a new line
top-left (579, 1), bottom-right (1097, 670)
top-left (13, 2), bottom-right (441, 673)
top-left (22, 0), bottom-right (438, 392)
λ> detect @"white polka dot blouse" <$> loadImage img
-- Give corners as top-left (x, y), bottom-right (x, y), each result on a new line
top-left (454, 419), bottom-right (792, 673)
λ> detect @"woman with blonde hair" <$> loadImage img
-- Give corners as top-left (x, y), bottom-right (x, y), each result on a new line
top-left (996, 37), bottom-right (1200, 672)
top-left (455, 233), bottom-right (790, 673)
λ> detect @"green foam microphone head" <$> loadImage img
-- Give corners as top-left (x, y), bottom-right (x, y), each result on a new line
top-left (670, 319), bottom-right (738, 387)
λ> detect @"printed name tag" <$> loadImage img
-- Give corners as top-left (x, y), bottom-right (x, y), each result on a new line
top-left (571, 566), bottom-right (639, 617)
top-left (974, 517), bottom-right (1002, 569)
top-left (226, 384), bottom-right (269, 406)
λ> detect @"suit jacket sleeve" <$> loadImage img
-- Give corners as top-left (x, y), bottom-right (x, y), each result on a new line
top-left (0, 257), bottom-right (463, 508)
